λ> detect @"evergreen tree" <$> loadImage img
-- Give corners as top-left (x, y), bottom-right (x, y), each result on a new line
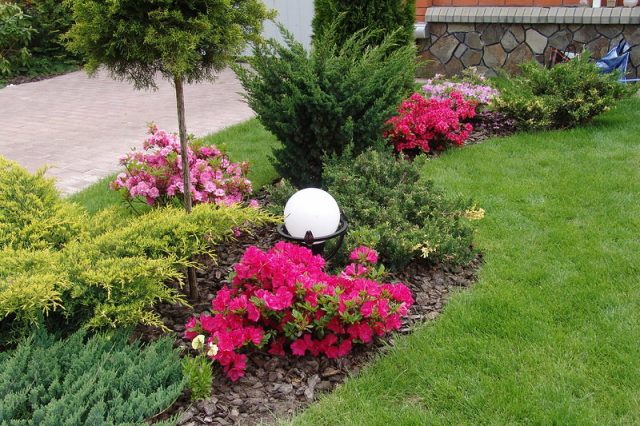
top-left (313, 0), bottom-right (416, 48)
top-left (66, 0), bottom-right (272, 297)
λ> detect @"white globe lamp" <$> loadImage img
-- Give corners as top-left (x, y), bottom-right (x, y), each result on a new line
top-left (278, 188), bottom-right (348, 257)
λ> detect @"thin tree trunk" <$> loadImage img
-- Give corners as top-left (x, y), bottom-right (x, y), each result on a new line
top-left (174, 77), bottom-right (192, 213)
top-left (174, 76), bottom-right (198, 300)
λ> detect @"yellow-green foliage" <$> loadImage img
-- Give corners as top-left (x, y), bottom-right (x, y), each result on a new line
top-left (0, 157), bottom-right (276, 343)
top-left (0, 157), bottom-right (87, 250)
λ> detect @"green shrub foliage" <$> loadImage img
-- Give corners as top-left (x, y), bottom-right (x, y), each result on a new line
top-left (66, 0), bottom-right (271, 89)
top-left (0, 157), bottom-right (86, 250)
top-left (0, 330), bottom-right (184, 425)
top-left (0, 157), bottom-right (276, 344)
top-left (323, 150), bottom-right (477, 270)
top-left (236, 27), bottom-right (417, 187)
top-left (313, 0), bottom-right (415, 48)
top-left (17, 0), bottom-right (77, 66)
top-left (494, 54), bottom-right (632, 130)
top-left (0, 3), bottom-right (34, 76)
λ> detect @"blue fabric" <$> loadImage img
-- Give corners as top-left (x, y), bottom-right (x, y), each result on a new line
top-left (595, 40), bottom-right (631, 76)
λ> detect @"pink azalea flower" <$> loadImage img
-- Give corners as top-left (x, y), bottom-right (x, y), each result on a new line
top-left (183, 242), bottom-right (413, 381)
top-left (110, 124), bottom-right (254, 207)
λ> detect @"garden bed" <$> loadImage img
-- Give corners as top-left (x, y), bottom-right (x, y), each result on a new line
top-left (143, 225), bottom-right (481, 425)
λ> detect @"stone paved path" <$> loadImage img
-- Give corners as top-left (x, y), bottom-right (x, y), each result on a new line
top-left (0, 68), bottom-right (254, 195)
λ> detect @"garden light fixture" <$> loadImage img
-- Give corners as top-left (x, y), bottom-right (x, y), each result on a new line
top-left (277, 188), bottom-right (348, 258)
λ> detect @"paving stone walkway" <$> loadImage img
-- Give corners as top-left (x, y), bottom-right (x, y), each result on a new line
top-left (0, 68), bottom-right (254, 195)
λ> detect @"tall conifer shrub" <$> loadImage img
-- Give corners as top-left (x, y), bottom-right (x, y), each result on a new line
top-left (313, 0), bottom-right (416, 48)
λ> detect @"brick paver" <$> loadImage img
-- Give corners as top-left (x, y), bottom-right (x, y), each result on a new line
top-left (0, 69), bottom-right (254, 195)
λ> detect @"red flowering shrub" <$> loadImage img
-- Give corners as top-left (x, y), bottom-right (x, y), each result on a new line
top-left (385, 91), bottom-right (477, 154)
top-left (185, 242), bottom-right (413, 381)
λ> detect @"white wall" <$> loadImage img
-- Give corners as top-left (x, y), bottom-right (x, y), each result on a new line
top-left (261, 0), bottom-right (314, 50)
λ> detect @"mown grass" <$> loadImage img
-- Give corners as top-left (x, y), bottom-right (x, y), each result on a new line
top-left (289, 97), bottom-right (640, 425)
top-left (69, 119), bottom-right (279, 214)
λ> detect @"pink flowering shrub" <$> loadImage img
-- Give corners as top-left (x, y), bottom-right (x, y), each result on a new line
top-left (110, 124), bottom-right (254, 207)
top-left (422, 73), bottom-right (499, 105)
top-left (184, 243), bottom-right (413, 381)
top-left (385, 91), bottom-right (477, 154)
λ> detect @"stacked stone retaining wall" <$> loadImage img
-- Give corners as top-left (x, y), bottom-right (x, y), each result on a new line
top-left (417, 7), bottom-right (640, 77)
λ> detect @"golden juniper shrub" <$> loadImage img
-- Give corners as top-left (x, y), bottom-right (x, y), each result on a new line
top-left (0, 157), bottom-right (277, 342)
top-left (0, 157), bottom-right (87, 250)
top-left (495, 54), bottom-right (633, 130)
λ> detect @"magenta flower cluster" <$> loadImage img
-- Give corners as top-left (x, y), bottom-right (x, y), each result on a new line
top-left (386, 91), bottom-right (477, 154)
top-left (184, 242), bottom-right (413, 381)
top-left (422, 74), bottom-right (499, 105)
top-left (110, 124), bottom-right (254, 206)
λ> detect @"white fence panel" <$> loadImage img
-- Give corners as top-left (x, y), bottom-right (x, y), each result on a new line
top-left (261, 0), bottom-right (314, 50)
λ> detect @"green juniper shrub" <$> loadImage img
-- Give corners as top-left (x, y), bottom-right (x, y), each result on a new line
top-left (0, 157), bottom-right (276, 345)
top-left (0, 330), bottom-right (184, 425)
top-left (235, 26), bottom-right (417, 187)
top-left (264, 178), bottom-right (297, 215)
top-left (494, 54), bottom-right (633, 131)
top-left (322, 149), bottom-right (477, 270)
top-left (313, 0), bottom-right (415, 48)
top-left (14, 0), bottom-right (78, 73)
top-left (182, 355), bottom-right (214, 402)
top-left (0, 3), bottom-right (34, 77)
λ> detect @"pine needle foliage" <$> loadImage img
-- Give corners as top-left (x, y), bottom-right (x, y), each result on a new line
top-left (0, 157), bottom-right (277, 344)
top-left (323, 149), bottom-right (476, 269)
top-left (65, 0), bottom-right (272, 89)
top-left (236, 26), bottom-right (417, 187)
top-left (0, 157), bottom-right (86, 251)
top-left (0, 330), bottom-right (184, 425)
top-left (313, 0), bottom-right (416, 48)
top-left (494, 55), bottom-right (633, 131)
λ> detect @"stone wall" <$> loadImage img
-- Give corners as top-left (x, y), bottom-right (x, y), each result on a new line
top-left (417, 7), bottom-right (640, 78)
top-left (418, 22), bottom-right (640, 77)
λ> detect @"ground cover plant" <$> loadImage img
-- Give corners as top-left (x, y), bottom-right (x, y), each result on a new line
top-left (0, 330), bottom-right (183, 425)
top-left (288, 96), bottom-right (640, 425)
top-left (236, 27), bottom-right (417, 187)
top-left (494, 54), bottom-right (632, 130)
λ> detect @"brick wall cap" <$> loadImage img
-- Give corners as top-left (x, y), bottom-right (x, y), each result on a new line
top-left (424, 6), bottom-right (640, 25)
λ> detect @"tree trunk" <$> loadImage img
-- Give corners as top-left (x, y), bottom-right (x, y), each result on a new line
top-left (174, 77), bottom-right (192, 213)
top-left (174, 76), bottom-right (198, 300)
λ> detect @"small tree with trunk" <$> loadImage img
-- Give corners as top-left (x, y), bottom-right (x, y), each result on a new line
top-left (66, 0), bottom-right (272, 298)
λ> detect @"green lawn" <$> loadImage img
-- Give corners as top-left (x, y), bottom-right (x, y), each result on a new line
top-left (290, 97), bottom-right (640, 425)
top-left (69, 118), bottom-right (279, 214)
